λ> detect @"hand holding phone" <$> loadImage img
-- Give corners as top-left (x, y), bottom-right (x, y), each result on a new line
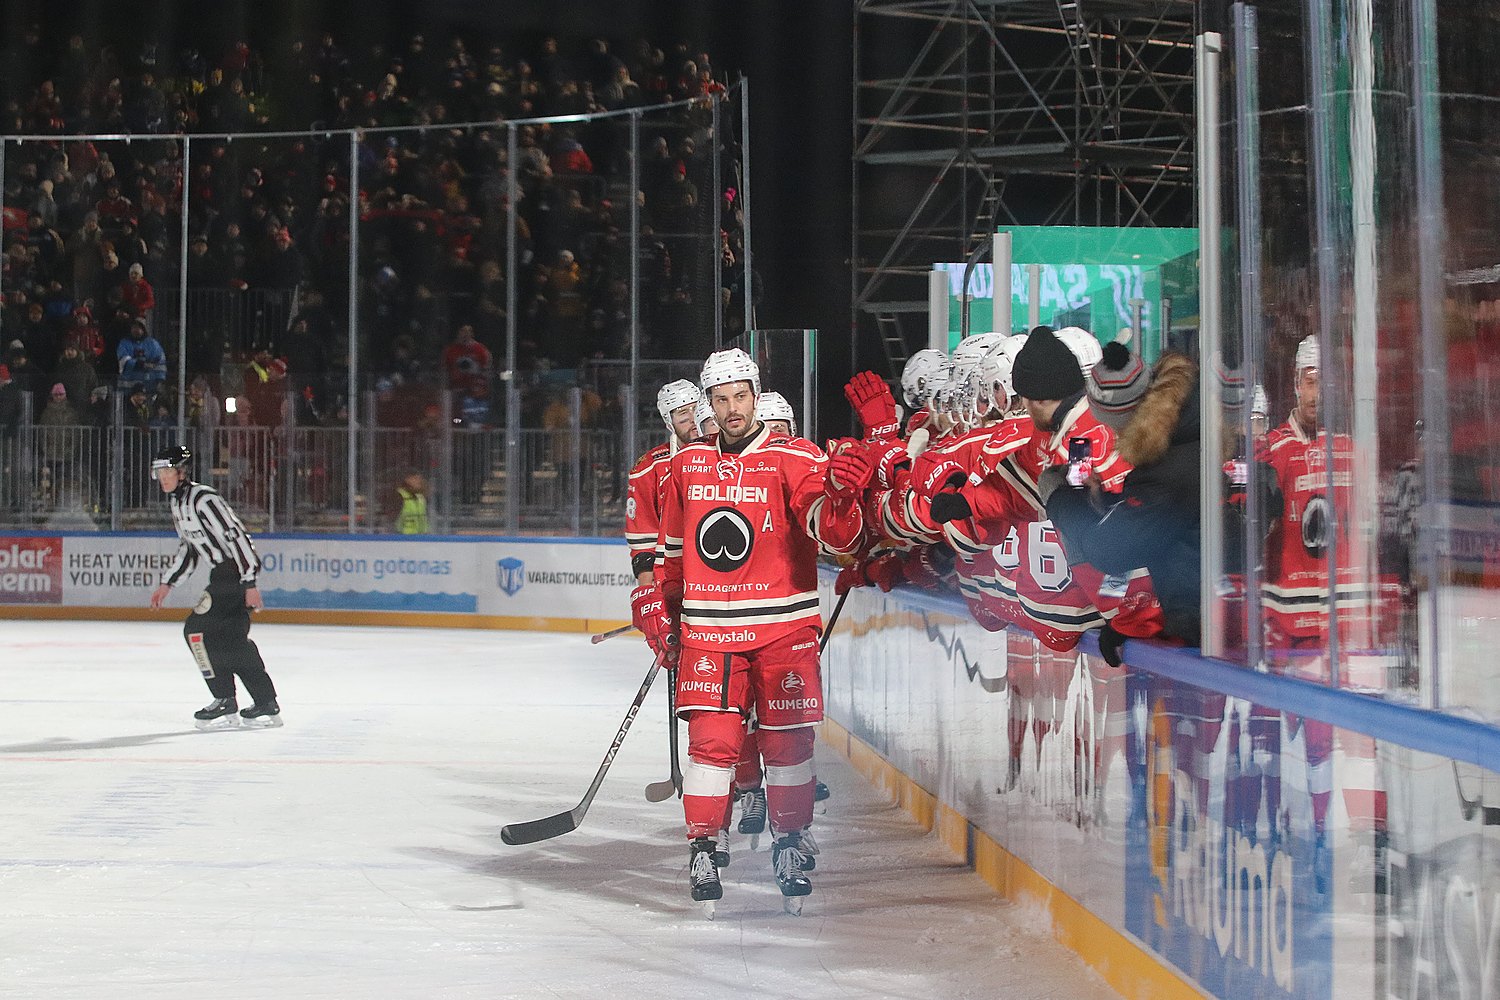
top-left (1066, 436), bottom-right (1093, 488)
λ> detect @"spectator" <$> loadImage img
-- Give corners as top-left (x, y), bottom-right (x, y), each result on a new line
top-left (1043, 345), bottom-right (1202, 651)
top-left (117, 318), bottom-right (168, 392)
top-left (63, 306), bottom-right (106, 364)
top-left (124, 385), bottom-right (154, 428)
top-left (441, 323), bottom-right (492, 395)
top-left (120, 261), bottom-right (156, 321)
top-left (0, 365), bottom-right (20, 441)
top-left (53, 342), bottom-right (99, 409)
top-left (391, 470), bottom-right (431, 534)
top-left (36, 383), bottom-right (81, 506)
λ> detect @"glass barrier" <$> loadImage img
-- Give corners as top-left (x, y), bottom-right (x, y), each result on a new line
top-left (1203, 0), bottom-right (1500, 719)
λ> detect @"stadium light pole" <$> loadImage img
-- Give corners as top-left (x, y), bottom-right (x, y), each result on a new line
top-left (347, 130), bottom-right (360, 534)
top-left (505, 123), bottom-right (521, 535)
top-left (176, 137), bottom-right (191, 440)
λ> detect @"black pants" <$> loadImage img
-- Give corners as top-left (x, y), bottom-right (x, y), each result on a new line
top-left (182, 562), bottom-right (277, 705)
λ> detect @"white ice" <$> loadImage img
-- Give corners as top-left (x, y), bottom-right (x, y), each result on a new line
top-left (0, 620), bottom-right (1120, 999)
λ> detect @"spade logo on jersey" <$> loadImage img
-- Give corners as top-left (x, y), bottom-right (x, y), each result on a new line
top-left (696, 506), bottom-right (753, 572)
top-left (1301, 494), bottom-right (1330, 557)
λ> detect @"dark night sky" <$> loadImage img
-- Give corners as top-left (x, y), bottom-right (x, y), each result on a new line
top-left (15, 0), bottom-right (856, 422)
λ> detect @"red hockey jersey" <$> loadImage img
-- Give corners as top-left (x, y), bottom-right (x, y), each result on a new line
top-left (625, 441), bottom-right (672, 576)
top-left (656, 424), bottom-right (865, 650)
top-left (1258, 418), bottom-right (1394, 648)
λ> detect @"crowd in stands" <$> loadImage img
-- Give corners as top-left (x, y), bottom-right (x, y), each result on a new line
top-left (0, 26), bottom-right (748, 450)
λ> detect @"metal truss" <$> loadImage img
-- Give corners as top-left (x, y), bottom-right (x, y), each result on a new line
top-left (853, 0), bottom-right (1199, 376)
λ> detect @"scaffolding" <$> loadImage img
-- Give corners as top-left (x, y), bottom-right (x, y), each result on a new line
top-left (853, 0), bottom-right (1199, 375)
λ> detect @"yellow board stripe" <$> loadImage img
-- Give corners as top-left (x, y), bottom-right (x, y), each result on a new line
top-left (0, 605), bottom-right (631, 636)
top-left (819, 718), bottom-right (1203, 1000)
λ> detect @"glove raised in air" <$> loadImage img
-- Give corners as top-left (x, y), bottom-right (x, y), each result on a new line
top-left (844, 371), bottom-right (900, 442)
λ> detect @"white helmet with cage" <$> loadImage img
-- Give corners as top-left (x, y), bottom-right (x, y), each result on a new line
top-left (975, 347), bottom-right (1016, 417)
top-left (1055, 326), bottom-right (1104, 376)
top-left (656, 379), bottom-right (702, 431)
top-left (756, 391), bottom-right (797, 436)
top-left (900, 349), bottom-right (950, 410)
top-left (999, 332), bottom-right (1029, 370)
top-left (700, 348), bottom-right (761, 396)
top-left (693, 396), bottom-right (717, 437)
top-left (949, 333), bottom-right (1006, 424)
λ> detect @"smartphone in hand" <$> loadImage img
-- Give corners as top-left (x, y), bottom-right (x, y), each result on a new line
top-left (1066, 436), bottom-right (1093, 488)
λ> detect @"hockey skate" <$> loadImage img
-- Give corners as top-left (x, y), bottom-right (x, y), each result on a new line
top-left (737, 787), bottom-right (767, 850)
top-left (713, 829), bottom-right (732, 869)
top-left (689, 837), bottom-right (723, 918)
top-left (239, 699), bottom-right (283, 728)
top-left (193, 698), bottom-right (240, 730)
top-left (772, 831), bottom-right (813, 914)
top-left (797, 826), bottom-right (819, 871)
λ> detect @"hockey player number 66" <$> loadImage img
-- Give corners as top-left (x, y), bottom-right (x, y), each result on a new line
top-left (1027, 521), bottom-right (1071, 593)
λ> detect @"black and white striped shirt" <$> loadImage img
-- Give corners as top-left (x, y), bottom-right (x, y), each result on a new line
top-left (160, 482), bottom-right (261, 588)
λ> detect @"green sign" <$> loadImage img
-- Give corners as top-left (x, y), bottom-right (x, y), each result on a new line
top-left (938, 226), bottom-right (1198, 360)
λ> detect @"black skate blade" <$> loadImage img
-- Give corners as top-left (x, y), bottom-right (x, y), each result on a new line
top-left (644, 779), bottom-right (677, 802)
top-left (501, 811), bottom-right (579, 846)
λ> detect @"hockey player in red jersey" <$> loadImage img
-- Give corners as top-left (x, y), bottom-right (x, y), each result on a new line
top-left (918, 327), bottom-right (1130, 649)
top-left (630, 348), bottom-right (870, 911)
top-left (626, 380), bottom-right (703, 583)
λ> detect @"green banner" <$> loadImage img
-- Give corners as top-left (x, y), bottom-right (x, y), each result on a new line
top-left (937, 226), bottom-right (1198, 360)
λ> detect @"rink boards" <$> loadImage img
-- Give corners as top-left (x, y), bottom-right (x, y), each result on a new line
top-left (817, 570), bottom-right (1500, 1000)
top-left (0, 532), bottom-right (634, 633)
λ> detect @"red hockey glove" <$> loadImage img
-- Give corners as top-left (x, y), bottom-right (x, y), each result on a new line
top-left (844, 371), bottom-right (900, 442)
top-left (869, 441), bottom-right (910, 491)
top-left (913, 458), bottom-right (967, 500)
top-left (827, 445), bottom-right (876, 497)
top-left (834, 563), bottom-right (865, 596)
top-left (904, 545), bottom-right (952, 589)
top-left (630, 583), bottom-right (679, 661)
top-left (864, 551), bottom-right (904, 592)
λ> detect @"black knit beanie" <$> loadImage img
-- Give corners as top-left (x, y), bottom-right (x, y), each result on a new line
top-left (1010, 325), bottom-right (1085, 401)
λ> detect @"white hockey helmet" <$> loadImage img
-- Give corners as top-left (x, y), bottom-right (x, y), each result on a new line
top-left (700, 347), bottom-right (760, 397)
top-left (1295, 335), bottom-right (1319, 374)
top-left (999, 332), bottom-right (1029, 370)
top-left (900, 348), bottom-right (949, 410)
top-left (950, 334), bottom-right (1005, 422)
top-left (756, 391), bottom-right (797, 435)
top-left (975, 345), bottom-right (1016, 416)
top-left (693, 396), bottom-right (717, 437)
top-left (1055, 326), bottom-right (1104, 377)
top-left (656, 378), bottom-right (702, 431)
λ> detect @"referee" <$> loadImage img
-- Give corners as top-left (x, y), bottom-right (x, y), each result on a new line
top-left (147, 445), bottom-right (282, 729)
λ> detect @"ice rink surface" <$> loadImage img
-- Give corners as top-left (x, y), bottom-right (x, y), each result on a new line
top-left (1, 620), bottom-right (1120, 1000)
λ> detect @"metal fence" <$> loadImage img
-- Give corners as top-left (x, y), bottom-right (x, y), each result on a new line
top-left (0, 388), bottom-right (664, 537)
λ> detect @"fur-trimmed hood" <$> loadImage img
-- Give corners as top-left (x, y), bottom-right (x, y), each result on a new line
top-left (1117, 352), bottom-right (1199, 467)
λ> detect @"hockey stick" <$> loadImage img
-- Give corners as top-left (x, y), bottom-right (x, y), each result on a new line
top-left (644, 665), bottom-right (683, 802)
top-left (501, 649), bottom-right (667, 846)
top-left (590, 623), bottom-right (637, 644)
top-left (643, 592), bottom-right (849, 805)
top-left (820, 589), bottom-right (850, 653)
